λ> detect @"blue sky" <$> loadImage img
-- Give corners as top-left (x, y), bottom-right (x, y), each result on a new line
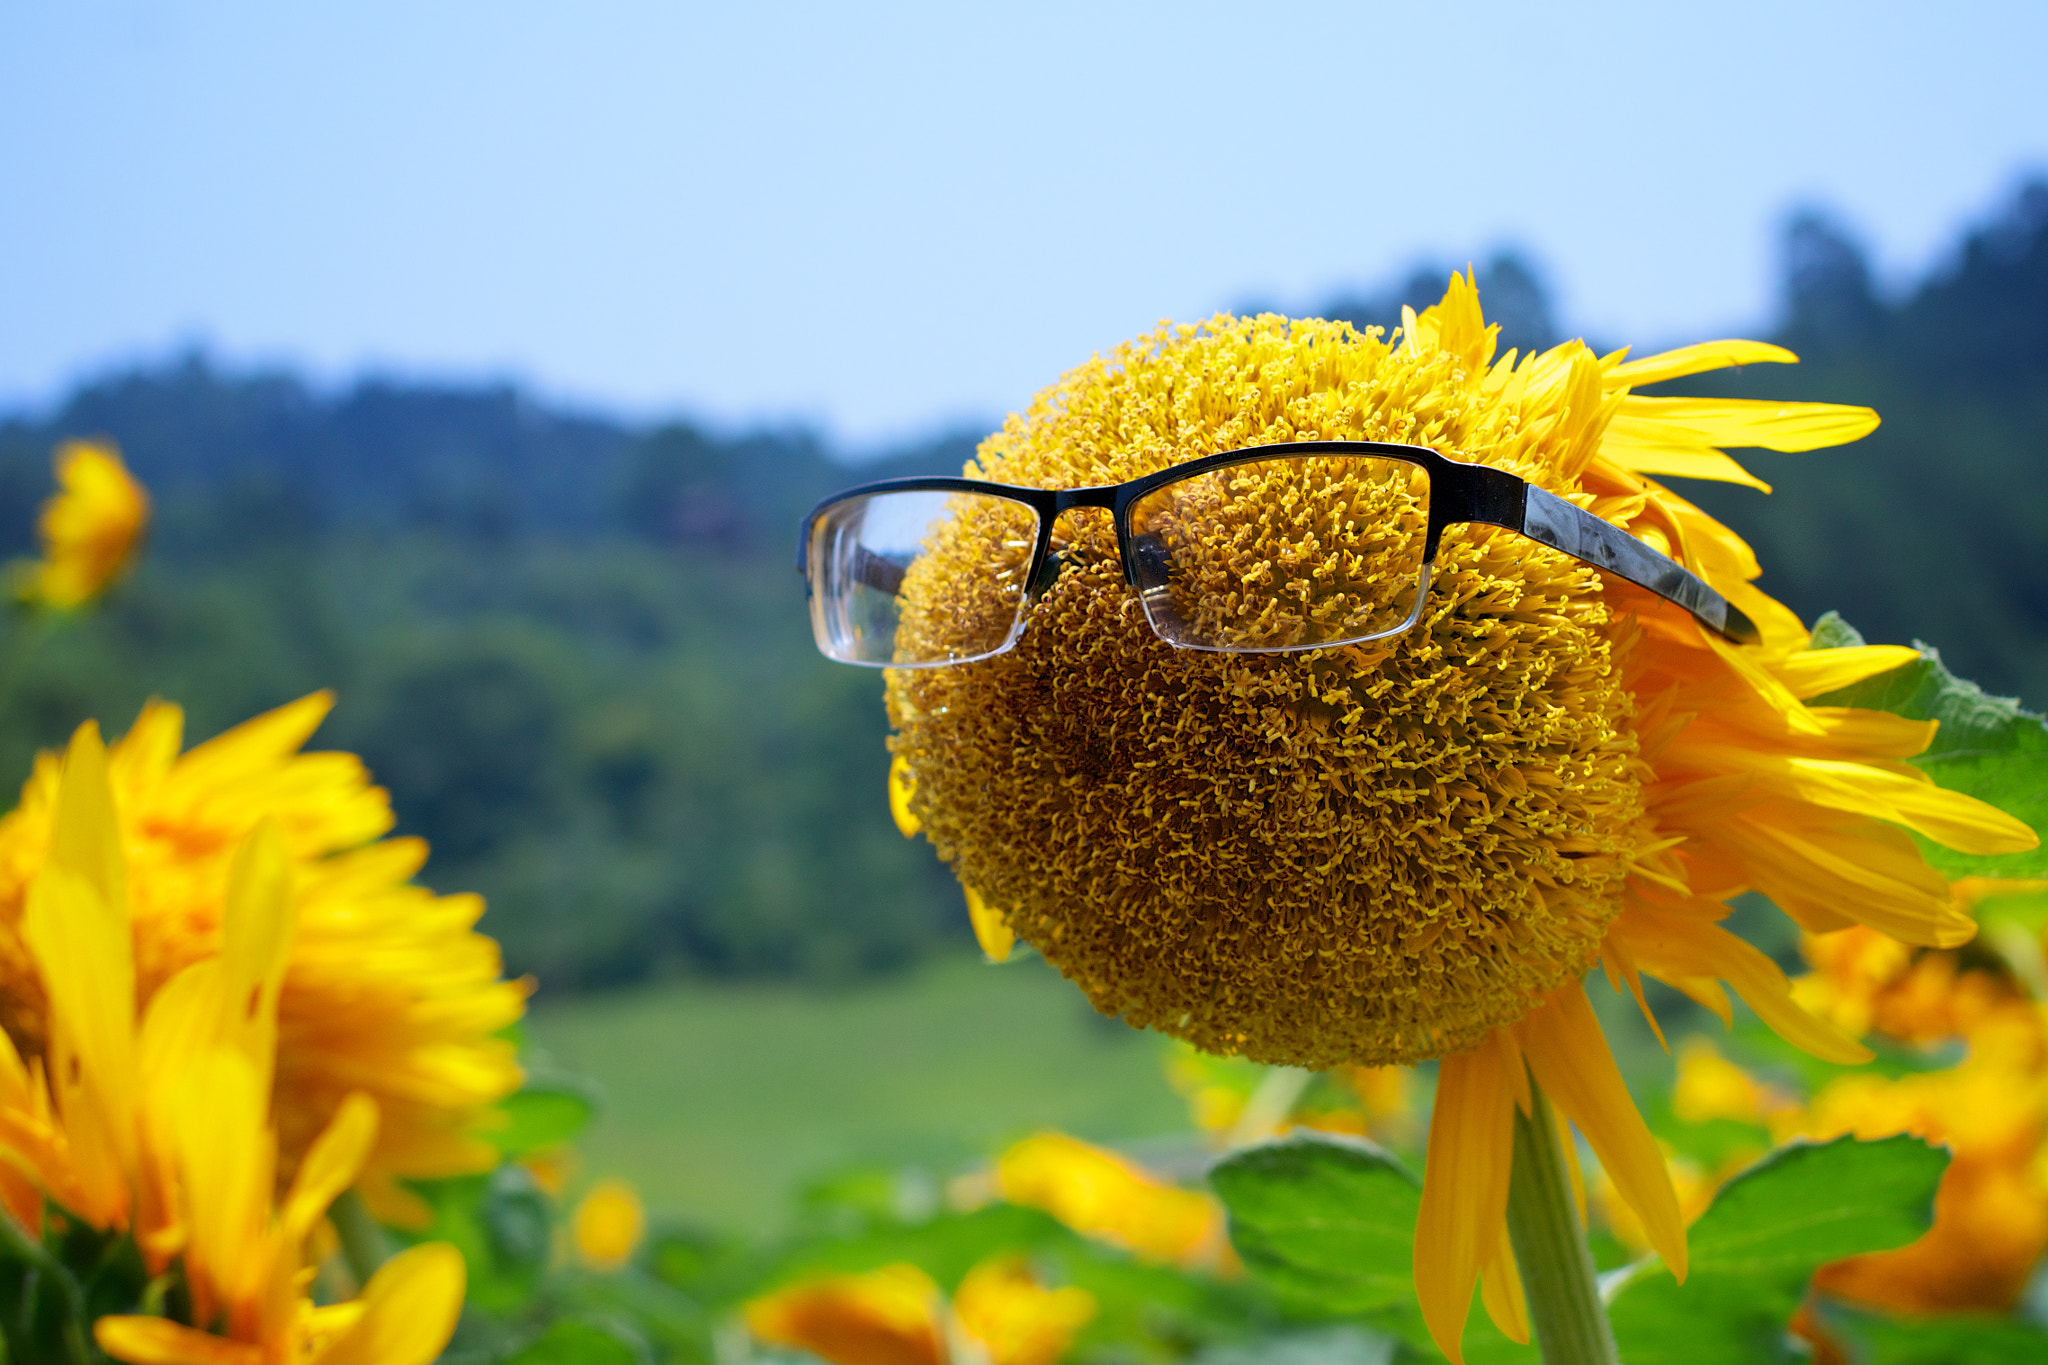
top-left (3, 1), bottom-right (2044, 446)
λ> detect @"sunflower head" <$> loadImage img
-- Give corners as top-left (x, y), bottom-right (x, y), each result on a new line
top-left (12, 439), bottom-right (150, 611)
top-left (889, 291), bottom-right (1647, 1068)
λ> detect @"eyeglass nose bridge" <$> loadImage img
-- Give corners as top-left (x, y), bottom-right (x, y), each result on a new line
top-left (1025, 497), bottom-right (1123, 602)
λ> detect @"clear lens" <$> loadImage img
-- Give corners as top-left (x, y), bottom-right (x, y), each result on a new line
top-left (807, 489), bottom-right (1040, 666)
top-left (1127, 454), bottom-right (1431, 651)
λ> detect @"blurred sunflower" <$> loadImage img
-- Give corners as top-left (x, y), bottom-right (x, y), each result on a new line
top-left (0, 724), bottom-right (465, 1365)
top-left (1790, 919), bottom-right (2048, 1313)
top-left (994, 1131), bottom-right (1231, 1271)
top-left (746, 1258), bottom-right (1095, 1365)
top-left (885, 280), bottom-right (2037, 1359)
top-left (572, 1178), bottom-right (647, 1272)
top-left (0, 694), bottom-right (529, 1220)
top-left (10, 438), bottom-right (149, 611)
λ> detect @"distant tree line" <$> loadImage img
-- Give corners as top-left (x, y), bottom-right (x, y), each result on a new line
top-left (0, 177), bottom-right (2041, 990)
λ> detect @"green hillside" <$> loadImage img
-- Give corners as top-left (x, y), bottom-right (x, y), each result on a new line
top-left (522, 953), bottom-right (1188, 1230)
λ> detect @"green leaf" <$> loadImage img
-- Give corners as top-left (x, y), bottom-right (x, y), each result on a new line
top-left (1209, 1133), bottom-right (1536, 1363)
top-left (1209, 1133), bottom-right (1420, 1319)
top-left (488, 1076), bottom-right (602, 1159)
top-left (1820, 1307), bottom-right (2048, 1365)
top-left (1608, 1135), bottom-right (1949, 1364)
top-left (1804, 612), bottom-right (2048, 878)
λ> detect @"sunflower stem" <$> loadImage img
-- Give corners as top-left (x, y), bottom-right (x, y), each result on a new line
top-left (1506, 1078), bottom-right (1619, 1365)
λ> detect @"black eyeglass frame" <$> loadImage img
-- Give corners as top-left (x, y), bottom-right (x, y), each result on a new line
top-left (795, 439), bottom-right (1760, 657)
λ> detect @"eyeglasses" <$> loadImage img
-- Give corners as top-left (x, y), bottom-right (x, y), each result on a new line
top-left (797, 440), bottom-right (1758, 668)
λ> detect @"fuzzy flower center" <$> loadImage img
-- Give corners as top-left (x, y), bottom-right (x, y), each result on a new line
top-left (887, 315), bottom-right (1645, 1067)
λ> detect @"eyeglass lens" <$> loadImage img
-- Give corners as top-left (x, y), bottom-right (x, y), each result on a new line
top-left (1127, 454), bottom-right (1432, 652)
top-left (808, 489), bottom-right (1041, 666)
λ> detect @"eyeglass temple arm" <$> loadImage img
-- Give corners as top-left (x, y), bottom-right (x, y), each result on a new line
top-left (1521, 485), bottom-right (1760, 645)
top-left (1478, 480), bottom-right (1760, 646)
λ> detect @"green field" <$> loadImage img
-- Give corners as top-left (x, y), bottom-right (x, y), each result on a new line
top-left (522, 953), bottom-right (1190, 1231)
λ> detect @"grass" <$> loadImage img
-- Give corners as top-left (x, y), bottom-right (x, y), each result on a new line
top-left (522, 952), bottom-right (1189, 1232)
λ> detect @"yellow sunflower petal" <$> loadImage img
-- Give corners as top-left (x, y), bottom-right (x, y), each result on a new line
top-left (1613, 904), bottom-right (1872, 1065)
top-left (308, 1242), bottom-right (467, 1365)
top-left (1605, 340), bottom-right (1799, 388)
top-left (746, 1263), bottom-right (946, 1365)
top-left (1803, 707), bottom-right (1939, 758)
top-left (23, 725), bottom-right (140, 1227)
top-left (1478, 1224), bottom-right (1530, 1344)
top-left (1600, 416), bottom-right (1772, 491)
top-left (888, 755), bottom-right (921, 837)
top-left (280, 1092), bottom-right (379, 1244)
top-left (1416, 1032), bottom-right (1519, 1365)
top-left (107, 700), bottom-right (185, 800)
top-left (1517, 983), bottom-right (1686, 1280)
top-left (1727, 810), bottom-right (1975, 946)
top-left (45, 722), bottom-right (127, 911)
top-left (94, 1315), bottom-right (263, 1365)
top-left (1775, 645), bottom-right (1925, 700)
top-left (964, 885), bottom-right (1015, 963)
top-left (212, 821), bottom-right (297, 1073)
top-left (169, 1050), bottom-right (273, 1331)
top-left (1618, 396), bottom-right (1880, 452)
top-left (172, 692), bottom-right (335, 785)
top-left (1688, 750), bottom-right (2039, 855)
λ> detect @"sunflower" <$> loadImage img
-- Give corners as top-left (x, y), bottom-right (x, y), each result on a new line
top-left (0, 694), bottom-right (530, 1220)
top-left (1789, 915), bottom-right (2048, 1314)
top-left (994, 1131), bottom-right (1231, 1271)
top-left (0, 724), bottom-right (465, 1365)
top-left (572, 1178), bottom-right (647, 1272)
top-left (883, 278), bottom-right (2037, 1360)
top-left (10, 439), bottom-right (149, 611)
top-left (746, 1259), bottom-right (1096, 1365)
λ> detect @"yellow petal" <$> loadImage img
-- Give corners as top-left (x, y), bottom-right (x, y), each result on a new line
top-left (107, 699), bottom-right (186, 793)
top-left (170, 1050), bottom-right (273, 1330)
top-left (23, 727), bottom-right (141, 1226)
top-left (1802, 708), bottom-right (1938, 759)
top-left (281, 1092), bottom-right (380, 1245)
top-left (46, 721), bottom-right (127, 913)
top-left (889, 755), bottom-right (921, 837)
top-left (1618, 396), bottom-right (1879, 452)
top-left (995, 1132), bottom-right (1222, 1267)
top-left (94, 1315), bottom-right (263, 1365)
top-left (955, 1255), bottom-right (1097, 1365)
top-left (746, 1263), bottom-right (946, 1365)
top-left (1517, 983), bottom-right (1686, 1281)
top-left (1415, 1032), bottom-right (1518, 1365)
top-left (173, 692), bottom-right (335, 789)
top-left (1600, 416), bottom-right (1772, 491)
top-left (137, 961), bottom-right (219, 1092)
top-left (309, 1243), bottom-right (467, 1365)
top-left (1774, 644), bottom-right (1924, 700)
top-left (964, 885), bottom-right (1015, 962)
top-left (1615, 904), bottom-right (1872, 1066)
top-left (212, 821), bottom-right (298, 1075)
top-left (1727, 753), bottom-right (2039, 855)
top-left (1729, 810), bottom-right (1975, 946)
top-left (1605, 340), bottom-right (1799, 388)
top-left (1477, 1225), bottom-right (1529, 1344)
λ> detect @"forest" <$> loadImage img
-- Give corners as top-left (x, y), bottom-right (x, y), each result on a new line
top-left (1, 177), bottom-right (2042, 994)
